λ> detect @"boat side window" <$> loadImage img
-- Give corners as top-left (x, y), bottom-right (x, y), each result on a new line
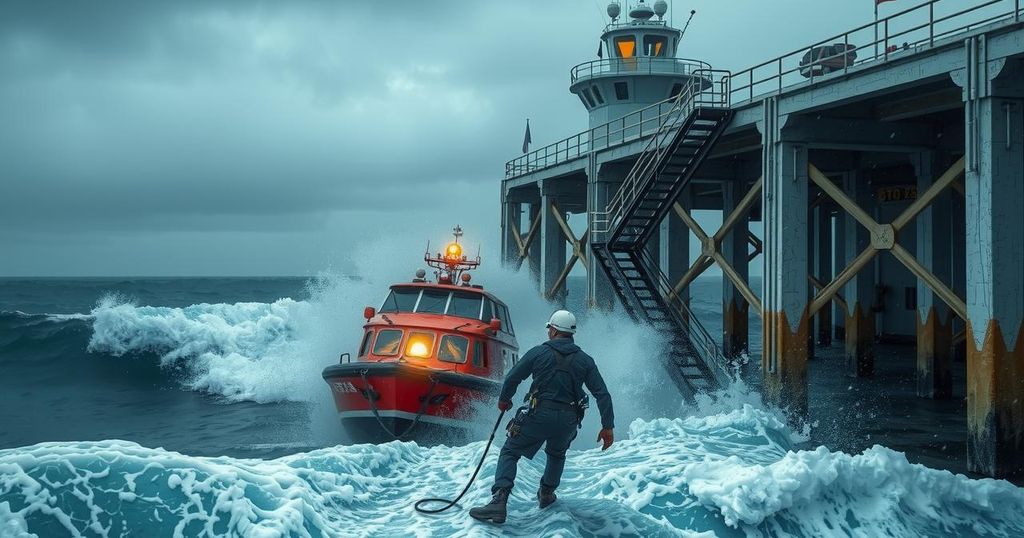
top-left (372, 329), bottom-right (403, 356)
top-left (438, 335), bottom-right (469, 364)
top-left (481, 298), bottom-right (496, 322)
top-left (497, 304), bottom-right (514, 335)
top-left (380, 288), bottom-right (419, 313)
top-left (447, 292), bottom-right (483, 320)
top-left (358, 330), bottom-right (374, 357)
top-left (416, 289), bottom-right (450, 314)
top-left (472, 340), bottom-right (487, 368)
top-left (502, 348), bottom-right (513, 367)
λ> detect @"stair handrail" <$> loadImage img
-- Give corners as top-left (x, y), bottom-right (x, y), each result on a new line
top-left (592, 69), bottom-right (732, 238)
top-left (593, 86), bottom-right (693, 236)
top-left (636, 247), bottom-right (732, 384)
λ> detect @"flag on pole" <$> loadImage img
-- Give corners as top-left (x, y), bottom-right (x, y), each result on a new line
top-left (522, 119), bottom-right (532, 154)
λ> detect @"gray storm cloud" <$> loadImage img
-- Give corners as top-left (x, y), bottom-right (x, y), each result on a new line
top-left (0, 1), bottom-right (907, 275)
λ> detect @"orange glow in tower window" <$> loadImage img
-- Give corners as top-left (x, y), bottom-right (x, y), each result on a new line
top-left (616, 38), bottom-right (635, 58)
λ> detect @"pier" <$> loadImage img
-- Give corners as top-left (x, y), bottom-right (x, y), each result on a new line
top-left (500, 0), bottom-right (1024, 479)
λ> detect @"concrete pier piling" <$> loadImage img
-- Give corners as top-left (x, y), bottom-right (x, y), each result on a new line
top-left (761, 112), bottom-right (811, 415)
top-left (501, 0), bottom-right (1024, 478)
top-left (962, 60), bottom-right (1024, 477)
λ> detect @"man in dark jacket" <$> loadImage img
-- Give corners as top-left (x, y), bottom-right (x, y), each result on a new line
top-left (469, 309), bottom-right (615, 524)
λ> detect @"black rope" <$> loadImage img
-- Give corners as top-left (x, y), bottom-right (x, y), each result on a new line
top-left (413, 409), bottom-right (507, 515)
top-left (360, 369), bottom-right (439, 441)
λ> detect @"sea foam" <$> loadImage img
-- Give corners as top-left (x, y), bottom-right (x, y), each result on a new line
top-left (2, 405), bottom-right (1022, 537)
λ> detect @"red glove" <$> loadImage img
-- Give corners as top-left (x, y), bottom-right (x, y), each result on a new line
top-left (597, 428), bottom-right (614, 451)
top-left (498, 400), bottom-right (512, 412)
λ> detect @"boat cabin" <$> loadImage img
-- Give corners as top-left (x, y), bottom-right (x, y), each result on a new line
top-left (357, 282), bottom-right (519, 380)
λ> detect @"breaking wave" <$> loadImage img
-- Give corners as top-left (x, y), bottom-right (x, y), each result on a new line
top-left (2, 405), bottom-right (1022, 537)
top-left (86, 297), bottom-right (322, 403)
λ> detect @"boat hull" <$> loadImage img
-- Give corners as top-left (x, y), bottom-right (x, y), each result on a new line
top-left (322, 362), bottom-right (501, 445)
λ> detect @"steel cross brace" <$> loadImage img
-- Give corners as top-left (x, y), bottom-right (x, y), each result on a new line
top-left (807, 157), bottom-right (967, 320)
top-left (509, 209), bottom-right (542, 272)
top-left (747, 232), bottom-right (763, 262)
top-left (545, 203), bottom-right (589, 300)
top-left (668, 177), bottom-right (764, 314)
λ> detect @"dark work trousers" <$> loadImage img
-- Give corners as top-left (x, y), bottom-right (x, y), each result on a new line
top-left (492, 403), bottom-right (579, 492)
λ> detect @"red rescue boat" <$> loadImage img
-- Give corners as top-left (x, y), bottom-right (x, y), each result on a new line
top-left (322, 226), bottom-right (519, 444)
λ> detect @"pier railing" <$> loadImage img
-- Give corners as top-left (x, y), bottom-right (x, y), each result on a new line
top-left (571, 57), bottom-right (712, 84)
top-left (505, 94), bottom-right (683, 179)
top-left (729, 0), bottom-right (1024, 103)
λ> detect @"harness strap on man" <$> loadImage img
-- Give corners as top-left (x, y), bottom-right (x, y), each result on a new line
top-left (527, 345), bottom-right (585, 422)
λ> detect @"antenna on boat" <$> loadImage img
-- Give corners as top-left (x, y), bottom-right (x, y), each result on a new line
top-left (679, 9), bottom-right (696, 40)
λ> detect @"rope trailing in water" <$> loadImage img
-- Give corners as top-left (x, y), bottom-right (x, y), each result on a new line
top-left (360, 369), bottom-right (439, 441)
top-left (413, 409), bottom-right (507, 515)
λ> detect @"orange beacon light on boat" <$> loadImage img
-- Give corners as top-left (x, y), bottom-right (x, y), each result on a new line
top-left (426, 225), bottom-right (480, 285)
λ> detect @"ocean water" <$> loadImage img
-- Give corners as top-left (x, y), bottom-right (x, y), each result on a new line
top-left (1, 273), bottom-right (1023, 537)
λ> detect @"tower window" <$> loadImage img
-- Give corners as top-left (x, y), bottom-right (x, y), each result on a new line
top-left (614, 36), bottom-right (636, 58)
top-left (669, 83), bottom-right (684, 98)
top-left (591, 85), bottom-right (604, 104)
top-left (614, 82), bottom-right (629, 100)
top-left (644, 35), bottom-right (667, 57)
top-left (581, 88), bottom-right (596, 108)
top-left (578, 95), bottom-right (591, 110)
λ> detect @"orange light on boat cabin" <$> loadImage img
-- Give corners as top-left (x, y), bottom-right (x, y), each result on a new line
top-left (405, 332), bottom-right (435, 358)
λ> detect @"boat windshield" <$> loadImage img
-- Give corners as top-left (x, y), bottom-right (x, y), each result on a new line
top-left (448, 292), bottom-right (483, 319)
top-left (380, 288), bottom-right (419, 313)
top-left (378, 287), bottom-right (488, 320)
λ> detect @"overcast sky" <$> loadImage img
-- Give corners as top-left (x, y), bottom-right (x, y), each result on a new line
top-left (0, 0), bottom-right (966, 276)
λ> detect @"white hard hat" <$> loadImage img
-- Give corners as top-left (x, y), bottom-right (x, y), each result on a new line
top-left (546, 310), bottom-right (577, 334)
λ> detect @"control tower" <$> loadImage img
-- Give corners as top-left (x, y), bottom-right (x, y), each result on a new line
top-left (571, 1), bottom-right (708, 126)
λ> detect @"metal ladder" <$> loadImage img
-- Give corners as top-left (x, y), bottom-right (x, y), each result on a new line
top-left (591, 70), bottom-right (733, 400)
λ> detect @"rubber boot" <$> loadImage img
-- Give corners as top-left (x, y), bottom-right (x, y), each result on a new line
top-left (469, 488), bottom-right (510, 524)
top-left (537, 486), bottom-right (557, 509)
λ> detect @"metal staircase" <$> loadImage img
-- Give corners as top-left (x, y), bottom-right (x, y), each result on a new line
top-left (591, 70), bottom-right (734, 400)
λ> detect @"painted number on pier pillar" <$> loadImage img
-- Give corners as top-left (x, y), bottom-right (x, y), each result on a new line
top-left (876, 186), bottom-right (917, 203)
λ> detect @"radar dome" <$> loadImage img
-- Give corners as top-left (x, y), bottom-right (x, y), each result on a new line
top-left (653, 0), bottom-right (668, 19)
top-left (607, 2), bottom-right (620, 20)
top-left (629, 0), bottom-right (655, 21)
